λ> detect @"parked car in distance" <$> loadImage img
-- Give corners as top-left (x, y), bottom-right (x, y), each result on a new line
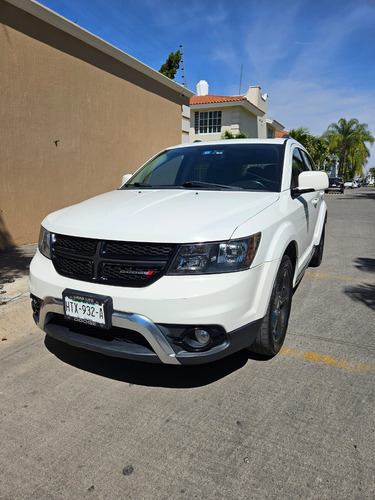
top-left (29, 138), bottom-right (328, 365)
top-left (326, 177), bottom-right (344, 194)
top-left (344, 180), bottom-right (358, 189)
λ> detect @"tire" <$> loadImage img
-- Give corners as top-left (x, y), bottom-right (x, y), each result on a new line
top-left (248, 255), bottom-right (293, 356)
top-left (309, 224), bottom-right (325, 267)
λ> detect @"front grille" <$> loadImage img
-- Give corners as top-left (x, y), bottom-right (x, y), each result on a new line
top-left (53, 234), bottom-right (97, 255)
top-left (51, 234), bottom-right (177, 287)
top-left (54, 255), bottom-right (92, 280)
top-left (104, 241), bottom-right (173, 258)
top-left (101, 263), bottom-right (161, 283)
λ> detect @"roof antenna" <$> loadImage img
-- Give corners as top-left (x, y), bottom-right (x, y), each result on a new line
top-left (238, 64), bottom-right (243, 95)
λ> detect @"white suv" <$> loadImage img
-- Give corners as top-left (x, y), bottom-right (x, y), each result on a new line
top-left (29, 139), bottom-right (328, 365)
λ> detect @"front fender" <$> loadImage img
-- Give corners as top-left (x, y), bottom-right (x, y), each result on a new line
top-left (261, 220), bottom-right (299, 264)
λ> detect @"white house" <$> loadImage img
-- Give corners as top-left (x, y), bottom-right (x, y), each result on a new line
top-left (189, 80), bottom-right (284, 142)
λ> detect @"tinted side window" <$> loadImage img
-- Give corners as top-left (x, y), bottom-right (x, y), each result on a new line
top-left (300, 150), bottom-right (316, 171)
top-left (291, 148), bottom-right (308, 188)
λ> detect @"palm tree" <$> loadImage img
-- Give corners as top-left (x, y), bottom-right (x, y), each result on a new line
top-left (289, 127), bottom-right (330, 170)
top-left (323, 118), bottom-right (374, 178)
top-left (289, 127), bottom-right (310, 147)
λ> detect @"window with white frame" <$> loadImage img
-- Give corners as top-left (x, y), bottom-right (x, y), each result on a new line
top-left (267, 126), bottom-right (275, 138)
top-left (194, 111), bottom-right (222, 134)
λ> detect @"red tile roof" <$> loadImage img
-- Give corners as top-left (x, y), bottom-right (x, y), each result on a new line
top-left (190, 95), bottom-right (246, 105)
top-left (275, 130), bottom-right (289, 138)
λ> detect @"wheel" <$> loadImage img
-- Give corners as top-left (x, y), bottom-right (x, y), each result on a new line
top-left (248, 255), bottom-right (293, 356)
top-left (309, 224), bottom-right (325, 267)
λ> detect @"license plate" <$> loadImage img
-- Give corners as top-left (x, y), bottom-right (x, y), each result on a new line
top-left (63, 289), bottom-right (113, 329)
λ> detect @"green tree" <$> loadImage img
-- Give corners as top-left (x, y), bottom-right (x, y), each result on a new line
top-left (323, 118), bottom-right (374, 178)
top-left (289, 127), bottom-right (310, 146)
top-left (159, 50), bottom-right (181, 80)
top-left (221, 130), bottom-right (249, 139)
top-left (289, 127), bottom-right (330, 169)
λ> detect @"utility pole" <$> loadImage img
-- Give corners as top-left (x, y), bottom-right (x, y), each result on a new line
top-left (179, 44), bottom-right (186, 87)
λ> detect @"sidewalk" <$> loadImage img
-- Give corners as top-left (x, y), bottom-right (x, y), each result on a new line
top-left (0, 243), bottom-right (37, 304)
top-left (0, 243), bottom-right (40, 349)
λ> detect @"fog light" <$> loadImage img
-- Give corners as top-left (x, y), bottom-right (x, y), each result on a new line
top-left (180, 326), bottom-right (224, 352)
top-left (194, 328), bottom-right (211, 345)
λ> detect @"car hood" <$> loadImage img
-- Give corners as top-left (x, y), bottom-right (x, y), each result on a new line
top-left (43, 189), bottom-right (279, 243)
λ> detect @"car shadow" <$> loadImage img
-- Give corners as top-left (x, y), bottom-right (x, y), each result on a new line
top-left (44, 336), bottom-right (270, 388)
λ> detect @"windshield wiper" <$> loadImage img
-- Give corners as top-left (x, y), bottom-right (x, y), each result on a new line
top-left (181, 181), bottom-right (241, 190)
top-left (123, 182), bottom-right (153, 188)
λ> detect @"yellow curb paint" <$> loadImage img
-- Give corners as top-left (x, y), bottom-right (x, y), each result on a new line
top-left (280, 347), bottom-right (375, 373)
top-left (306, 272), bottom-right (375, 284)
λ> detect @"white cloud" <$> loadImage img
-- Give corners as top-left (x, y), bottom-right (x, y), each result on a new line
top-left (268, 80), bottom-right (373, 131)
top-left (267, 78), bottom-right (375, 168)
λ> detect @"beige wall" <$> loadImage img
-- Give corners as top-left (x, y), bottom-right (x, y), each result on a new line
top-left (0, 1), bottom-right (190, 249)
top-left (226, 107), bottom-right (259, 138)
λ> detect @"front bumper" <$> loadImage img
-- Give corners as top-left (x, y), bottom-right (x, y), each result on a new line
top-left (30, 251), bottom-right (278, 365)
top-left (32, 295), bottom-right (262, 365)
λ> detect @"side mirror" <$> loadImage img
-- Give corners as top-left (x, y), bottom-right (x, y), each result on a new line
top-left (299, 171), bottom-right (328, 190)
top-left (292, 171), bottom-right (328, 197)
top-left (121, 174), bottom-right (132, 186)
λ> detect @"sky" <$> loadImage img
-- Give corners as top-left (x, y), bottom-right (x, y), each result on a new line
top-left (37, 0), bottom-right (375, 171)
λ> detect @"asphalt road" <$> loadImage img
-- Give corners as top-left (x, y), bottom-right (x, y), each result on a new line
top-left (0, 188), bottom-right (374, 500)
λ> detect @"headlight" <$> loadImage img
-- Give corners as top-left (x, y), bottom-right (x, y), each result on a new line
top-left (168, 234), bottom-right (261, 274)
top-left (38, 226), bottom-right (52, 259)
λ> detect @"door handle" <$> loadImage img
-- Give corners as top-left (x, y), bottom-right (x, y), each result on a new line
top-left (312, 198), bottom-right (319, 206)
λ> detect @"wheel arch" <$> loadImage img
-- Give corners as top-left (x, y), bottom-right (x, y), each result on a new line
top-left (283, 241), bottom-right (297, 271)
top-left (260, 220), bottom-right (299, 265)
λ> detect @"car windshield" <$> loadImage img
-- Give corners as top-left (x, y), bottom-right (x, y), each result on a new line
top-left (121, 143), bottom-right (285, 192)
